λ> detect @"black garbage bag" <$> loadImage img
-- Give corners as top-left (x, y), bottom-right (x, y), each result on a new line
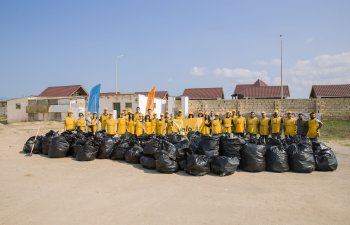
top-left (177, 158), bottom-right (187, 170)
top-left (73, 130), bottom-right (87, 145)
top-left (240, 144), bottom-right (266, 172)
top-left (97, 136), bottom-right (115, 159)
top-left (42, 130), bottom-right (59, 155)
top-left (156, 154), bottom-right (178, 173)
top-left (94, 131), bottom-right (107, 148)
top-left (188, 132), bottom-right (201, 154)
top-left (313, 142), bottom-right (337, 171)
top-left (219, 136), bottom-right (245, 159)
top-left (211, 156), bottom-right (240, 176)
top-left (76, 142), bottom-right (98, 161)
top-left (23, 136), bottom-right (43, 154)
top-left (143, 138), bottom-right (162, 156)
top-left (197, 135), bottom-right (220, 157)
top-left (70, 144), bottom-right (83, 157)
top-left (125, 146), bottom-right (143, 164)
top-left (60, 130), bottom-right (76, 145)
top-left (186, 154), bottom-right (211, 176)
top-left (48, 135), bottom-right (70, 158)
top-left (140, 156), bottom-right (156, 169)
top-left (166, 134), bottom-right (190, 159)
top-left (157, 140), bottom-right (177, 160)
top-left (287, 143), bottom-right (315, 173)
top-left (266, 145), bottom-right (289, 172)
top-left (267, 138), bottom-right (282, 146)
top-left (110, 142), bottom-right (129, 160)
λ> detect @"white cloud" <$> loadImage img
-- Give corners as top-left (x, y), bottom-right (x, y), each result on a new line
top-left (213, 67), bottom-right (270, 83)
top-left (191, 66), bottom-right (206, 76)
top-left (257, 58), bottom-right (281, 66)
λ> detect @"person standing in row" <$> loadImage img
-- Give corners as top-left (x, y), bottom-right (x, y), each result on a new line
top-left (99, 107), bottom-right (109, 132)
top-left (197, 111), bottom-right (204, 118)
top-left (188, 112), bottom-right (194, 119)
top-left (165, 113), bottom-right (174, 134)
top-left (246, 112), bottom-right (259, 138)
top-left (200, 113), bottom-right (211, 135)
top-left (284, 111), bottom-right (297, 138)
top-left (222, 111), bottom-right (233, 134)
top-left (135, 115), bottom-right (144, 136)
top-left (106, 112), bottom-right (116, 136)
top-left (151, 113), bottom-right (157, 133)
top-left (156, 114), bottom-right (166, 135)
top-left (64, 110), bottom-right (76, 131)
top-left (117, 112), bottom-right (127, 135)
top-left (234, 111), bottom-right (245, 137)
top-left (76, 113), bottom-right (86, 132)
top-left (176, 109), bottom-right (185, 119)
top-left (127, 113), bottom-right (135, 134)
top-left (307, 112), bottom-right (323, 141)
top-left (89, 112), bottom-right (99, 134)
top-left (270, 110), bottom-right (283, 139)
top-left (134, 107), bottom-right (142, 122)
top-left (211, 113), bottom-right (222, 135)
top-left (296, 113), bottom-right (308, 137)
top-left (144, 115), bottom-right (153, 135)
top-left (259, 112), bottom-right (270, 144)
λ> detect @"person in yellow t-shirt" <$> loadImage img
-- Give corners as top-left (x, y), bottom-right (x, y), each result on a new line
top-left (64, 111), bottom-right (76, 131)
top-left (197, 111), bottom-right (204, 118)
top-left (222, 111), bottom-right (233, 133)
top-left (231, 110), bottom-right (237, 132)
top-left (134, 107), bottom-right (142, 122)
top-left (127, 113), bottom-right (135, 134)
top-left (117, 113), bottom-right (127, 135)
top-left (76, 113), bottom-right (86, 133)
top-left (165, 113), bottom-right (174, 134)
top-left (135, 115), bottom-right (144, 136)
top-left (200, 113), bottom-right (211, 135)
top-left (99, 107), bottom-right (109, 131)
top-left (259, 112), bottom-right (270, 144)
top-left (234, 111), bottom-right (246, 137)
top-left (246, 112), bottom-right (259, 138)
top-left (270, 110), bottom-right (283, 139)
top-left (307, 112), bottom-right (323, 141)
top-left (156, 114), bottom-right (166, 135)
top-left (176, 109), bottom-right (185, 119)
top-left (211, 113), bottom-right (222, 135)
top-left (106, 112), bottom-right (117, 135)
top-left (144, 115), bottom-right (153, 135)
top-left (151, 113), bottom-right (157, 133)
top-left (88, 112), bottom-right (99, 134)
top-left (284, 111), bottom-right (297, 138)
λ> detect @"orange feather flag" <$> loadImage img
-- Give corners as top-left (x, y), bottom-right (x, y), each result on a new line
top-left (146, 87), bottom-right (156, 112)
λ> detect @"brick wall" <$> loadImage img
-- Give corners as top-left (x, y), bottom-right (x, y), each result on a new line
top-left (174, 98), bottom-right (350, 120)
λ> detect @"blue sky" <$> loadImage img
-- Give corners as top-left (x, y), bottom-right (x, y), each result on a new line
top-left (1, 0), bottom-right (349, 99)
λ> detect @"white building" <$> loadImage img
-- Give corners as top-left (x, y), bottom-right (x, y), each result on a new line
top-left (7, 97), bottom-right (30, 123)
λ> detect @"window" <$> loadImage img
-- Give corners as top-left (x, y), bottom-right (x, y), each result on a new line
top-left (125, 102), bottom-right (132, 109)
top-left (16, 103), bottom-right (21, 109)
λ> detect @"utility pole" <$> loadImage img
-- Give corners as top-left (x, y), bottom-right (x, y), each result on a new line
top-left (116, 54), bottom-right (124, 94)
top-left (280, 35), bottom-right (283, 99)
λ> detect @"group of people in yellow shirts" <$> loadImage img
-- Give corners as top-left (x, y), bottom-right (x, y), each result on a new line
top-left (64, 107), bottom-right (322, 141)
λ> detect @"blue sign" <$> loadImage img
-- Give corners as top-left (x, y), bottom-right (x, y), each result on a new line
top-left (87, 84), bottom-right (101, 116)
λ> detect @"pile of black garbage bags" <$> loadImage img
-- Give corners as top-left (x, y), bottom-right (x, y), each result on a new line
top-left (23, 131), bottom-right (338, 176)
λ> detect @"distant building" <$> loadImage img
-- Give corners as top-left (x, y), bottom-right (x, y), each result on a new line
top-left (135, 91), bottom-right (169, 100)
top-left (182, 87), bottom-right (224, 100)
top-left (232, 79), bottom-right (290, 99)
top-left (310, 84), bottom-right (350, 98)
top-left (0, 100), bottom-right (7, 120)
top-left (39, 85), bottom-right (88, 97)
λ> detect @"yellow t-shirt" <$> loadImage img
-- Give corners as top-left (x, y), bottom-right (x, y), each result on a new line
top-left (135, 120), bottom-right (143, 136)
top-left (307, 118), bottom-right (320, 138)
top-left (65, 116), bottom-right (76, 131)
top-left (212, 119), bottom-right (222, 134)
top-left (99, 113), bottom-right (109, 131)
top-left (259, 118), bottom-right (270, 136)
top-left (271, 117), bottom-right (282, 134)
top-left (284, 118), bottom-right (297, 136)
top-left (166, 118), bottom-right (174, 134)
top-left (106, 119), bottom-right (117, 135)
top-left (200, 120), bottom-right (211, 135)
top-left (234, 117), bottom-right (245, 133)
top-left (117, 118), bottom-right (127, 135)
top-left (246, 117), bottom-right (259, 134)
top-left (127, 120), bottom-right (135, 134)
top-left (156, 119), bottom-right (166, 135)
top-left (222, 117), bottom-right (233, 133)
top-left (76, 118), bottom-right (86, 132)
top-left (144, 121), bottom-right (153, 135)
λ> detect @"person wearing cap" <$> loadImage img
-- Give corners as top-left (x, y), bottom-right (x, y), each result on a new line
top-left (99, 107), bottom-right (109, 131)
top-left (165, 113), bottom-right (174, 134)
top-left (270, 110), bottom-right (283, 139)
top-left (135, 114), bottom-right (144, 136)
top-left (144, 115), bottom-right (153, 135)
top-left (200, 113), bottom-right (211, 135)
top-left (106, 112), bottom-right (117, 135)
top-left (147, 108), bottom-right (154, 120)
top-left (175, 109), bottom-right (184, 119)
top-left (156, 113), bottom-right (166, 135)
top-left (284, 111), bottom-right (297, 138)
top-left (127, 113), bottom-right (135, 135)
top-left (307, 112), bottom-right (323, 141)
top-left (246, 112), bottom-right (259, 137)
top-left (209, 111), bottom-right (215, 121)
top-left (197, 111), bottom-right (204, 118)
top-left (188, 112), bottom-right (194, 119)
top-left (89, 112), bottom-right (99, 134)
top-left (117, 111), bottom-right (127, 135)
top-left (123, 109), bottom-right (128, 120)
top-left (64, 110), bottom-right (76, 131)
top-left (296, 113), bottom-right (308, 138)
top-left (151, 113), bottom-right (157, 133)
top-left (134, 107), bottom-right (142, 122)
top-left (222, 111), bottom-right (233, 133)
top-left (259, 112), bottom-right (270, 144)
top-left (211, 113), bottom-right (222, 135)
top-left (76, 113), bottom-right (86, 133)
top-left (231, 110), bottom-right (237, 132)
top-left (234, 111), bottom-right (246, 137)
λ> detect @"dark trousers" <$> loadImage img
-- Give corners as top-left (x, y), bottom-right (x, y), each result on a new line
top-left (271, 133), bottom-right (281, 139)
top-left (235, 133), bottom-right (244, 137)
top-left (260, 135), bottom-right (269, 144)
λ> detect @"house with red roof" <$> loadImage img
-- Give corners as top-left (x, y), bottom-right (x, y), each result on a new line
top-left (182, 87), bottom-right (224, 100)
top-left (310, 84), bottom-right (350, 98)
top-left (232, 79), bottom-right (290, 99)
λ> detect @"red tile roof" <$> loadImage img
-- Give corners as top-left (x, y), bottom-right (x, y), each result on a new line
top-left (310, 84), bottom-right (350, 98)
top-left (234, 79), bottom-right (290, 98)
top-left (182, 87), bottom-right (224, 99)
top-left (39, 85), bottom-right (88, 97)
top-left (135, 91), bottom-right (169, 99)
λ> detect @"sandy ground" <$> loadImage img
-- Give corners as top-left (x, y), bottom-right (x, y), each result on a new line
top-left (0, 122), bottom-right (349, 225)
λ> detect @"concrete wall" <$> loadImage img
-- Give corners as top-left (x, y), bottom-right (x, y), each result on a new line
top-left (0, 101), bottom-right (7, 118)
top-left (182, 98), bottom-right (350, 120)
top-left (7, 97), bottom-right (29, 123)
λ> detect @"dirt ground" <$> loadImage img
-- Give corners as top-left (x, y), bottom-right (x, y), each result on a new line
top-left (0, 122), bottom-right (349, 225)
